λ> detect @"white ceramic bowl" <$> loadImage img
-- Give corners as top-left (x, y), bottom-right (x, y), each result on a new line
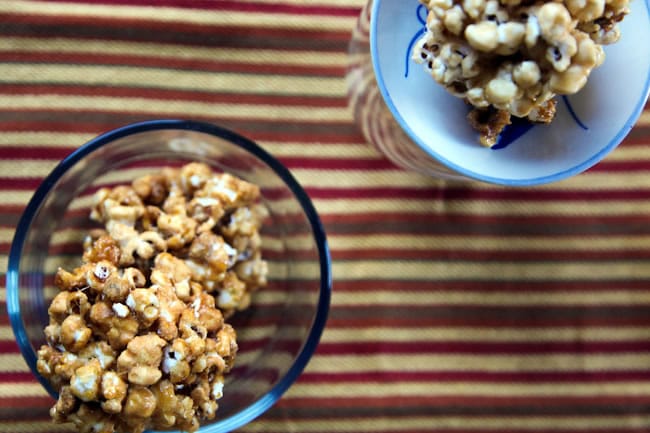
top-left (371, 0), bottom-right (650, 185)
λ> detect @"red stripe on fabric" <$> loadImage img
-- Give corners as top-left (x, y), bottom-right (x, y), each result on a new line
top-left (328, 281), bottom-right (650, 293)
top-left (330, 249), bottom-right (650, 261)
top-left (0, 51), bottom-right (345, 77)
top-left (616, 135), bottom-right (650, 146)
top-left (232, 429), bottom-right (650, 433)
top-left (23, 276), bottom-right (650, 295)
top-left (618, 135), bottom-right (650, 146)
top-left (303, 187), bottom-right (650, 201)
top-left (0, 145), bottom-right (389, 170)
top-left (14, 314), bottom-right (650, 329)
top-left (0, 121), bottom-right (360, 144)
top-left (0, 205), bottom-right (26, 212)
top-left (589, 160), bottom-right (650, 172)
top-left (0, 13), bottom-right (352, 45)
top-left (8, 173), bottom-right (650, 202)
top-left (324, 317), bottom-right (650, 328)
top-left (33, 242), bottom-right (650, 262)
top-left (0, 341), bottom-right (30, 352)
top-left (0, 396), bottom-right (52, 408)
top-left (242, 426), bottom-right (650, 433)
top-left (320, 213), bottom-right (650, 226)
top-left (0, 314), bottom-right (280, 328)
top-left (0, 316), bottom-right (17, 326)
top-left (0, 372), bottom-right (38, 382)
top-left (35, 0), bottom-right (362, 16)
top-left (29, 277), bottom-right (650, 295)
top-left (0, 149), bottom-right (72, 162)
top-left (314, 340), bottom-right (650, 355)
top-left (0, 121), bottom-right (141, 134)
top-left (0, 84), bottom-right (348, 107)
top-left (279, 395), bottom-right (650, 409)
top-left (299, 370), bottom-right (650, 383)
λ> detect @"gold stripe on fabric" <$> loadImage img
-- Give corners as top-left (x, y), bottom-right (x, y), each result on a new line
top-left (6, 157), bottom-right (650, 192)
top-left (328, 234), bottom-right (650, 251)
top-left (262, 142), bottom-right (381, 158)
top-left (309, 198), bottom-right (650, 216)
top-left (0, 133), bottom-right (379, 159)
top-left (4, 352), bottom-right (650, 378)
top-left (0, 1), bottom-right (358, 30)
top-left (320, 326), bottom-right (650, 343)
top-left (9, 286), bottom-right (650, 323)
top-left (0, 65), bottom-right (346, 97)
top-left (0, 164), bottom-right (58, 182)
top-left (1, 95), bottom-right (352, 123)
top-left (28, 281), bottom-right (650, 308)
top-left (23, 257), bottom-right (650, 280)
top-left (5, 323), bottom-right (647, 346)
top-left (605, 144), bottom-right (650, 160)
top-left (9, 188), bottom-right (650, 217)
top-left (305, 353), bottom-right (650, 373)
top-left (0, 424), bottom-right (73, 433)
top-left (7, 374), bottom-right (650, 398)
top-left (0, 229), bottom-right (15, 243)
top-left (6, 417), bottom-right (650, 433)
top-left (637, 109), bottom-right (650, 127)
top-left (210, 287), bottom-right (650, 307)
top-left (0, 383), bottom-right (48, 398)
top-left (241, 415), bottom-right (650, 432)
top-left (0, 132), bottom-right (93, 148)
top-left (0, 163), bottom-right (631, 191)
top-left (34, 283), bottom-right (650, 306)
top-left (28, 228), bottom-right (650, 254)
top-left (546, 171), bottom-right (650, 190)
top-left (327, 261), bottom-right (650, 281)
top-left (230, 0), bottom-right (366, 6)
top-left (0, 355), bottom-right (31, 372)
top-left (285, 381), bottom-right (650, 398)
top-left (0, 327), bottom-right (16, 340)
top-left (292, 170), bottom-right (650, 190)
top-left (9, 184), bottom-right (650, 217)
top-left (327, 290), bottom-right (650, 307)
top-left (0, 37), bottom-right (348, 67)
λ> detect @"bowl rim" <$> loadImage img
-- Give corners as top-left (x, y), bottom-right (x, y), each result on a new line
top-left (6, 119), bottom-right (332, 433)
top-left (370, 0), bottom-right (650, 186)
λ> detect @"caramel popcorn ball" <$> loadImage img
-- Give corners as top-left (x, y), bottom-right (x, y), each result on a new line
top-left (37, 163), bottom-right (269, 433)
top-left (412, 0), bottom-right (629, 146)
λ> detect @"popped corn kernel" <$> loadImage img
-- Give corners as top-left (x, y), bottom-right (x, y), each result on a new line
top-left (70, 360), bottom-right (102, 402)
top-left (123, 386), bottom-right (157, 419)
top-left (60, 315), bottom-right (92, 353)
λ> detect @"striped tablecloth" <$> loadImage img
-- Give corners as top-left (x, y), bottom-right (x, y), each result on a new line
top-left (2, 1), bottom-right (650, 432)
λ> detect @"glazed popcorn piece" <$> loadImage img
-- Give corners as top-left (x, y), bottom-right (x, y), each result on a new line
top-left (413, 0), bottom-right (629, 146)
top-left (38, 163), bottom-right (268, 433)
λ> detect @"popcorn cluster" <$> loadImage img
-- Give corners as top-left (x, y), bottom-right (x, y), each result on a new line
top-left (36, 163), bottom-right (268, 433)
top-left (413, 0), bottom-right (630, 146)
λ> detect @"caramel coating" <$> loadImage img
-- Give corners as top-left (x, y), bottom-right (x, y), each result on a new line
top-left (38, 163), bottom-right (268, 433)
top-left (413, 0), bottom-right (628, 146)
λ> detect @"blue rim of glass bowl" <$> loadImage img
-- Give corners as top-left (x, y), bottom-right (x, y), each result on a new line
top-left (370, 0), bottom-right (650, 186)
top-left (6, 119), bottom-right (332, 433)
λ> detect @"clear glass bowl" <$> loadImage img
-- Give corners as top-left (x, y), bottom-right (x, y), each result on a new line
top-left (6, 120), bottom-right (331, 432)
